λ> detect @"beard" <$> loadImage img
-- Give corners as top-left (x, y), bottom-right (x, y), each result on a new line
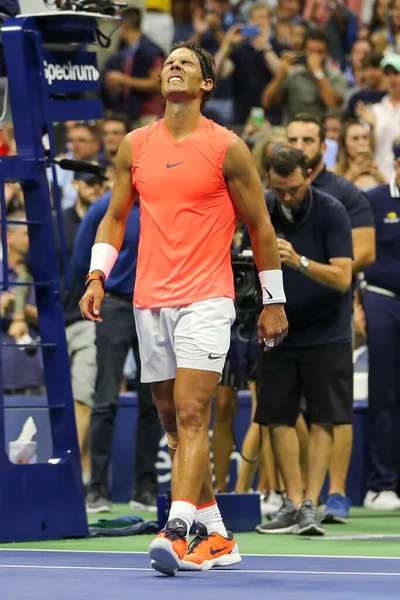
top-left (307, 150), bottom-right (323, 171)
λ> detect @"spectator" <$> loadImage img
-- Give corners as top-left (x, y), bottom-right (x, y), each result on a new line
top-left (73, 194), bottom-right (161, 513)
top-left (346, 52), bottom-right (386, 117)
top-left (344, 39), bottom-right (372, 87)
top-left (254, 146), bottom-right (353, 536)
top-left (327, 3), bottom-right (359, 72)
top-left (289, 22), bottom-right (308, 52)
top-left (286, 113), bottom-right (375, 524)
top-left (52, 123), bottom-right (101, 210)
top-left (192, 0), bottom-right (236, 54)
top-left (251, 126), bottom-right (287, 180)
top-left (323, 107), bottom-right (343, 142)
top-left (322, 107), bottom-right (342, 168)
top-left (100, 113), bottom-right (131, 167)
top-left (54, 168), bottom-right (107, 483)
top-left (304, 0), bottom-right (359, 30)
top-left (262, 29), bottom-right (346, 123)
top-left (333, 119), bottom-right (386, 190)
top-left (287, 114), bottom-right (375, 272)
top-left (240, 109), bottom-right (274, 148)
top-left (273, 0), bottom-right (305, 47)
top-left (101, 8), bottom-right (164, 127)
top-left (190, 1), bottom-right (238, 125)
top-left (370, 0), bottom-right (399, 54)
top-left (368, 0), bottom-right (389, 42)
top-left (357, 52), bottom-right (400, 181)
top-left (361, 144), bottom-right (400, 510)
top-left (215, 2), bottom-right (286, 125)
top-left (1, 211), bottom-right (44, 395)
top-left (172, 0), bottom-right (201, 43)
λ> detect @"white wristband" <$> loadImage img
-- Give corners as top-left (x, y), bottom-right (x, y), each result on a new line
top-left (259, 270), bottom-right (286, 305)
top-left (89, 243), bottom-right (118, 281)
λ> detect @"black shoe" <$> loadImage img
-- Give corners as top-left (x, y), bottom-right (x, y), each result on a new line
top-left (297, 499), bottom-right (325, 536)
top-left (130, 489), bottom-right (157, 512)
top-left (255, 498), bottom-right (298, 534)
top-left (86, 490), bottom-right (112, 514)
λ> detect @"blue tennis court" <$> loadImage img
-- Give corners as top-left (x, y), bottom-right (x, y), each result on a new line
top-left (0, 550), bottom-right (399, 600)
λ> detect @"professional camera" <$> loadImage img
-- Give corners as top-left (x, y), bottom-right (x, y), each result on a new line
top-left (231, 248), bottom-right (261, 326)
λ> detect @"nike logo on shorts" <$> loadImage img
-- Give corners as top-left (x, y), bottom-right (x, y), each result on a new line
top-left (166, 162), bottom-right (183, 169)
top-left (209, 546), bottom-right (228, 555)
top-left (208, 353), bottom-right (223, 360)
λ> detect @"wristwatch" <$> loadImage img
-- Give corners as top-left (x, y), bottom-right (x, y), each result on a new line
top-left (313, 70), bottom-right (324, 80)
top-left (298, 256), bottom-right (309, 272)
top-left (85, 272), bottom-right (105, 288)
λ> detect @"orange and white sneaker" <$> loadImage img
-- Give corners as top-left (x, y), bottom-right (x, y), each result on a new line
top-left (180, 523), bottom-right (241, 571)
top-left (148, 519), bottom-right (188, 576)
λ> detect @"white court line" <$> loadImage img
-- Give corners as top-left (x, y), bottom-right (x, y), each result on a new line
top-left (0, 549), bottom-right (399, 560)
top-left (0, 564), bottom-right (399, 576)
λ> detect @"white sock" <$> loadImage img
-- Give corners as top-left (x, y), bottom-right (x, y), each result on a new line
top-left (168, 499), bottom-right (197, 537)
top-left (195, 501), bottom-right (227, 537)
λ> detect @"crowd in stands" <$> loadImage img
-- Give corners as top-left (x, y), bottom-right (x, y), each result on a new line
top-left (1, 0), bottom-right (400, 527)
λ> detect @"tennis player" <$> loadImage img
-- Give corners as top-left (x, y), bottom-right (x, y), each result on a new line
top-left (79, 40), bottom-right (288, 576)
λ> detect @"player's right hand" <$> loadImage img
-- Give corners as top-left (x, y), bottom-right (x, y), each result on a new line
top-left (79, 281), bottom-right (104, 323)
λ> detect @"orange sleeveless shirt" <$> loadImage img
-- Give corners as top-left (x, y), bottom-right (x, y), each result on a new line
top-left (131, 117), bottom-right (237, 309)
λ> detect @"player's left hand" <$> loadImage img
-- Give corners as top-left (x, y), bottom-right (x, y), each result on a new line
top-left (258, 304), bottom-right (288, 351)
top-left (277, 238), bottom-right (300, 269)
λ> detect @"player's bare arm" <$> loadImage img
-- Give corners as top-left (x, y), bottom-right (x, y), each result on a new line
top-left (79, 134), bottom-right (136, 322)
top-left (223, 136), bottom-right (288, 348)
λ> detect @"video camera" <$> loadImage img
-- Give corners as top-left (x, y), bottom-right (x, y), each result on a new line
top-left (231, 248), bottom-right (261, 326)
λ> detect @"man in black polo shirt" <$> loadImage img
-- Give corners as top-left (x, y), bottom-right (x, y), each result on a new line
top-left (286, 113), bottom-right (375, 525)
top-left (255, 147), bottom-right (353, 536)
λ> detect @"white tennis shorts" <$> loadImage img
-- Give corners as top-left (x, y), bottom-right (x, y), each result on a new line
top-left (133, 297), bottom-right (236, 383)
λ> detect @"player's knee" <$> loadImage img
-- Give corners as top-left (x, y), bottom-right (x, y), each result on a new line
top-left (176, 399), bottom-right (209, 431)
top-left (166, 431), bottom-right (179, 450)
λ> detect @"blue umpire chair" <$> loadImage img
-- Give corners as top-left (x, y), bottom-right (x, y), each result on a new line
top-left (0, 9), bottom-right (118, 543)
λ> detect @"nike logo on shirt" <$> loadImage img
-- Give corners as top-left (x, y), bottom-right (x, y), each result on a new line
top-left (166, 162), bottom-right (183, 169)
top-left (208, 353), bottom-right (223, 360)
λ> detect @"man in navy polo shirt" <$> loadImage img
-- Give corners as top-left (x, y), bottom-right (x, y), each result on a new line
top-left (73, 192), bottom-right (161, 514)
top-left (255, 146), bottom-right (353, 536)
top-left (286, 113), bottom-right (375, 524)
top-left (361, 145), bottom-right (400, 511)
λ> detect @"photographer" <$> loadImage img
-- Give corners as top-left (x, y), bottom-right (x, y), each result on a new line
top-left (261, 28), bottom-right (345, 123)
top-left (212, 244), bottom-right (261, 494)
top-left (254, 146), bottom-right (353, 536)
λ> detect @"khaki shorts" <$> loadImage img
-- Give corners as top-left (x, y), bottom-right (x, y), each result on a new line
top-left (66, 320), bottom-right (97, 407)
